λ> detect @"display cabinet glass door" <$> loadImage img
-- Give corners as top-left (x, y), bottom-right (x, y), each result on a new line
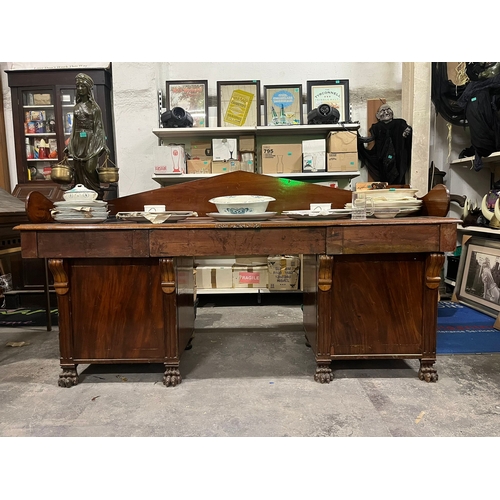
top-left (22, 89), bottom-right (59, 182)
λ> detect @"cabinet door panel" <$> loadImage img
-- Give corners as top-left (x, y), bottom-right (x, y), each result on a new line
top-left (331, 254), bottom-right (424, 355)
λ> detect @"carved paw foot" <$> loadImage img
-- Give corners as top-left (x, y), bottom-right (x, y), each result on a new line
top-left (58, 368), bottom-right (79, 387)
top-left (418, 362), bottom-right (438, 383)
top-left (163, 367), bottom-right (182, 387)
top-left (314, 365), bottom-right (333, 384)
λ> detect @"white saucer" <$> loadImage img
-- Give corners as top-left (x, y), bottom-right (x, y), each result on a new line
top-left (208, 212), bottom-right (277, 222)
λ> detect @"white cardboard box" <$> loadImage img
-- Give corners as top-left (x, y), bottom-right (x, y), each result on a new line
top-left (212, 138), bottom-right (238, 162)
top-left (302, 139), bottom-right (326, 172)
top-left (196, 266), bottom-right (233, 289)
top-left (154, 145), bottom-right (186, 174)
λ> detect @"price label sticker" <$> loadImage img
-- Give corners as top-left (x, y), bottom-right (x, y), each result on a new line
top-left (80, 131), bottom-right (87, 137)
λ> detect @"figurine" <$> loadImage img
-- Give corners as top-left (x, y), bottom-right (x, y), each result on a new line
top-left (64, 73), bottom-right (109, 199)
top-left (358, 104), bottom-right (412, 185)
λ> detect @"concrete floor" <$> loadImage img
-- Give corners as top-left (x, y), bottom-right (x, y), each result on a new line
top-left (1, 299), bottom-right (500, 437)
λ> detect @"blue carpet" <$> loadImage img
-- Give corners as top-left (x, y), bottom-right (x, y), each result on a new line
top-left (437, 301), bottom-right (500, 354)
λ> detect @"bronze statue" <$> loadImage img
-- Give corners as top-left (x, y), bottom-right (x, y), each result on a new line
top-left (64, 73), bottom-right (109, 198)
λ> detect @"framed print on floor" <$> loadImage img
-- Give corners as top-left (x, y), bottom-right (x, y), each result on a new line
top-left (306, 79), bottom-right (350, 122)
top-left (166, 80), bottom-right (209, 127)
top-left (263, 84), bottom-right (303, 126)
top-left (217, 80), bottom-right (261, 127)
top-left (455, 235), bottom-right (500, 318)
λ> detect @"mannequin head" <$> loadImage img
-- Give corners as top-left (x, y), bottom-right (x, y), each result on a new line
top-left (376, 104), bottom-right (394, 123)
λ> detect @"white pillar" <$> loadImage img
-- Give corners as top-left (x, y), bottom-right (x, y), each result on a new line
top-left (403, 62), bottom-right (431, 196)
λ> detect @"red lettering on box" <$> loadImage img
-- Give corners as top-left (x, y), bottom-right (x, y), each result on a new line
top-left (238, 272), bottom-right (260, 284)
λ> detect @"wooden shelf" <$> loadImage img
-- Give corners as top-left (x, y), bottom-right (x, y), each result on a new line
top-left (457, 225), bottom-right (500, 236)
top-left (196, 288), bottom-right (301, 294)
top-left (450, 151), bottom-right (500, 168)
top-left (152, 123), bottom-right (360, 139)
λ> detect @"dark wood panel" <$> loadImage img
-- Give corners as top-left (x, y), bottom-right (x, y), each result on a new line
top-left (302, 254), bottom-right (318, 352)
top-left (150, 227), bottom-right (327, 256)
top-left (109, 171), bottom-right (354, 216)
top-left (71, 258), bottom-right (165, 360)
top-left (331, 254), bottom-right (425, 355)
top-left (440, 223), bottom-right (459, 252)
top-left (327, 225), bottom-right (440, 254)
top-left (37, 230), bottom-right (149, 258)
top-left (176, 259), bottom-right (195, 355)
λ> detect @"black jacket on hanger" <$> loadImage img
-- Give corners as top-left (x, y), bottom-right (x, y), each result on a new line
top-left (357, 119), bottom-right (412, 185)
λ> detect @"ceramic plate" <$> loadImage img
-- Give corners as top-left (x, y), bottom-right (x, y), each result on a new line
top-left (54, 217), bottom-right (108, 224)
top-left (283, 209), bottom-right (352, 220)
top-left (395, 208), bottom-right (420, 217)
top-left (115, 211), bottom-right (197, 223)
top-left (54, 200), bottom-right (108, 207)
top-left (373, 211), bottom-right (400, 219)
top-left (346, 200), bottom-right (422, 209)
top-left (207, 212), bottom-right (277, 222)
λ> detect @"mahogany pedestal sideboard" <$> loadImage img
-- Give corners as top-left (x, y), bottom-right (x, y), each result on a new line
top-left (16, 216), bottom-right (457, 387)
top-left (16, 171), bottom-right (458, 387)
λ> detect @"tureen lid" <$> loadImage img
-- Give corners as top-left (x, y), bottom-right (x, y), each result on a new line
top-left (65, 184), bottom-right (96, 195)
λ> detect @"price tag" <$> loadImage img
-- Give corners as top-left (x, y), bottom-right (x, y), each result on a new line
top-left (80, 131), bottom-right (87, 137)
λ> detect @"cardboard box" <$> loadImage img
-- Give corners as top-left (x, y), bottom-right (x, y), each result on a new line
top-left (190, 140), bottom-right (212, 157)
top-left (196, 266), bottom-right (233, 289)
top-left (212, 138), bottom-right (238, 162)
top-left (232, 265), bottom-right (268, 288)
top-left (235, 255), bottom-right (268, 266)
top-left (196, 256), bottom-right (236, 266)
top-left (327, 131), bottom-right (358, 153)
top-left (261, 144), bottom-right (302, 174)
top-left (187, 159), bottom-right (212, 174)
top-left (327, 152), bottom-right (359, 172)
top-left (267, 255), bottom-right (300, 291)
top-left (154, 145), bottom-right (186, 174)
top-left (239, 135), bottom-right (255, 152)
top-left (302, 139), bottom-right (326, 172)
top-left (212, 161), bottom-right (238, 174)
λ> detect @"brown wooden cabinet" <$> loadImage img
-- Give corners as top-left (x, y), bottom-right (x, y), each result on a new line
top-left (6, 66), bottom-right (116, 200)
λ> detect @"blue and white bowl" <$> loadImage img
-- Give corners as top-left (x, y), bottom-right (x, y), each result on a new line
top-left (209, 195), bottom-right (276, 214)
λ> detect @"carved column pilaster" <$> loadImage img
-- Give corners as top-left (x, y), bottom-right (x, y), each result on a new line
top-left (315, 255), bottom-right (334, 383)
top-left (418, 252), bottom-right (445, 383)
top-left (159, 258), bottom-right (182, 386)
top-left (48, 259), bottom-right (79, 387)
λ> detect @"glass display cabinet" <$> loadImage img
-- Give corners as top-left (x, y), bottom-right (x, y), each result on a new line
top-left (6, 66), bottom-right (116, 200)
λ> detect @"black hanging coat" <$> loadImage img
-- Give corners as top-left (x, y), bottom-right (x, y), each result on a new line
top-left (357, 119), bottom-right (412, 185)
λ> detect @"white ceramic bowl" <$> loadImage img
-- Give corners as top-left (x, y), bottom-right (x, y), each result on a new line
top-left (63, 184), bottom-right (98, 202)
top-left (373, 208), bottom-right (401, 219)
top-left (209, 195), bottom-right (276, 214)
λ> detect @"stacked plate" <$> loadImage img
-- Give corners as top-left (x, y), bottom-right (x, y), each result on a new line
top-left (345, 188), bottom-right (422, 218)
top-left (51, 199), bottom-right (109, 223)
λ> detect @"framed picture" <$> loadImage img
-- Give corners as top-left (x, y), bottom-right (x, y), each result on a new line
top-left (306, 79), bottom-right (350, 122)
top-left (166, 80), bottom-right (209, 127)
top-left (263, 84), bottom-right (303, 126)
top-left (455, 236), bottom-right (500, 318)
top-left (217, 80), bottom-right (261, 127)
